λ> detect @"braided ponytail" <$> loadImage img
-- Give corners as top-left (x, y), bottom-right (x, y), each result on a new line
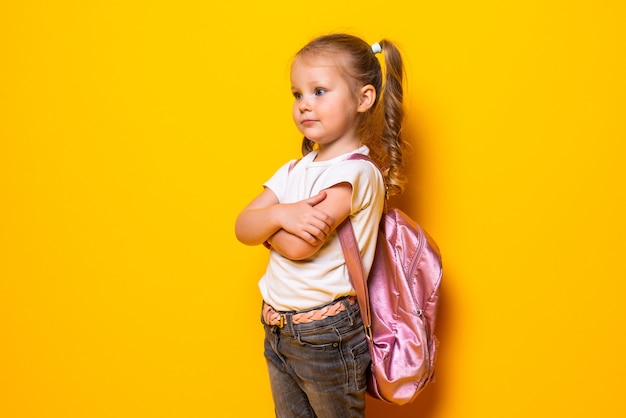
top-left (377, 39), bottom-right (408, 197)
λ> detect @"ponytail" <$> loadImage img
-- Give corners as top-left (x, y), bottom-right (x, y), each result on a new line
top-left (377, 39), bottom-right (408, 197)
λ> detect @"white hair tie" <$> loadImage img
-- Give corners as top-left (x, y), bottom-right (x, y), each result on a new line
top-left (371, 42), bottom-right (382, 54)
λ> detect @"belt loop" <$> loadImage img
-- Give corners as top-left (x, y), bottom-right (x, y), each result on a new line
top-left (342, 297), bottom-right (355, 326)
top-left (284, 312), bottom-right (294, 335)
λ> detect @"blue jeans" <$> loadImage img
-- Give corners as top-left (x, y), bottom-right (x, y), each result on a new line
top-left (262, 298), bottom-right (371, 418)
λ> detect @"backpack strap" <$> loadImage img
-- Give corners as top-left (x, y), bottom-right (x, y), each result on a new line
top-left (337, 152), bottom-right (385, 339)
top-left (337, 220), bottom-right (373, 340)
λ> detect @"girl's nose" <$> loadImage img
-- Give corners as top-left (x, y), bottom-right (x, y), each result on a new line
top-left (298, 96), bottom-right (311, 112)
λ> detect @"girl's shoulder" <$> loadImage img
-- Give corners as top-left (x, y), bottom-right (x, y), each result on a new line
top-left (340, 149), bottom-right (381, 175)
top-left (328, 154), bottom-right (383, 185)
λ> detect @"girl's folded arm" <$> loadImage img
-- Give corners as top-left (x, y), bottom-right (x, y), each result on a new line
top-left (235, 188), bottom-right (284, 246)
top-left (268, 183), bottom-right (352, 260)
top-left (236, 188), bottom-right (334, 248)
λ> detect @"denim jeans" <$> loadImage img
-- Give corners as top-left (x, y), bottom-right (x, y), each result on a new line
top-left (262, 298), bottom-right (371, 418)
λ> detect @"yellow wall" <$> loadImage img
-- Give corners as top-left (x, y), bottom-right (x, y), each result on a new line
top-left (1, 1), bottom-right (624, 417)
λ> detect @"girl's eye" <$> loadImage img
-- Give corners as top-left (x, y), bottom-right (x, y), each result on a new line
top-left (292, 92), bottom-right (302, 100)
top-left (315, 88), bottom-right (326, 96)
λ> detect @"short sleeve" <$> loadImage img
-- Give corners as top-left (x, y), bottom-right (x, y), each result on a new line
top-left (263, 160), bottom-right (296, 203)
top-left (318, 159), bottom-right (383, 214)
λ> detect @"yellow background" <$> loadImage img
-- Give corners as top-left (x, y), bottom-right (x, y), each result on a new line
top-left (1, 1), bottom-right (624, 417)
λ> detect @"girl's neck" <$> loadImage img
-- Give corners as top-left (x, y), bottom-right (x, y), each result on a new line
top-left (314, 138), bottom-right (362, 162)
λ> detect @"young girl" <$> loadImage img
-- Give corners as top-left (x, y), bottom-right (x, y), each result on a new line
top-left (235, 33), bottom-right (408, 418)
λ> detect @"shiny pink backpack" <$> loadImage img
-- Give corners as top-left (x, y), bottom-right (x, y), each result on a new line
top-left (337, 154), bottom-right (442, 405)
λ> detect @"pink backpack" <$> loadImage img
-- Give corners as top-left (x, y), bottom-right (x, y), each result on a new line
top-left (337, 154), bottom-right (442, 405)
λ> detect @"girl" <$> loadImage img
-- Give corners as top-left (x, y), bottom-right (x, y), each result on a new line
top-left (235, 33), bottom-right (408, 418)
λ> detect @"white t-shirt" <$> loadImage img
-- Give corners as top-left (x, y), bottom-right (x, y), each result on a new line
top-left (259, 145), bottom-right (385, 311)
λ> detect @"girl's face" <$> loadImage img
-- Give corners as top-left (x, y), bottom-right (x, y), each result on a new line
top-left (290, 54), bottom-right (363, 157)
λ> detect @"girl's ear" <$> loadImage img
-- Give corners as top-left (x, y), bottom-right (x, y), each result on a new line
top-left (357, 85), bottom-right (376, 113)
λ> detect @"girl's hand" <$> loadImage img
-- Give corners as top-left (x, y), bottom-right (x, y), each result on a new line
top-left (278, 192), bottom-right (334, 245)
top-left (235, 188), bottom-right (333, 248)
top-left (265, 183), bottom-right (352, 260)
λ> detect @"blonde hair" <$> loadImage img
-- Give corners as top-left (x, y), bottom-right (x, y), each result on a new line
top-left (295, 33), bottom-right (408, 197)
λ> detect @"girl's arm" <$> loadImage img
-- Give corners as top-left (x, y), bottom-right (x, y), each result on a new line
top-left (235, 188), bottom-right (334, 247)
top-left (267, 182), bottom-right (352, 260)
